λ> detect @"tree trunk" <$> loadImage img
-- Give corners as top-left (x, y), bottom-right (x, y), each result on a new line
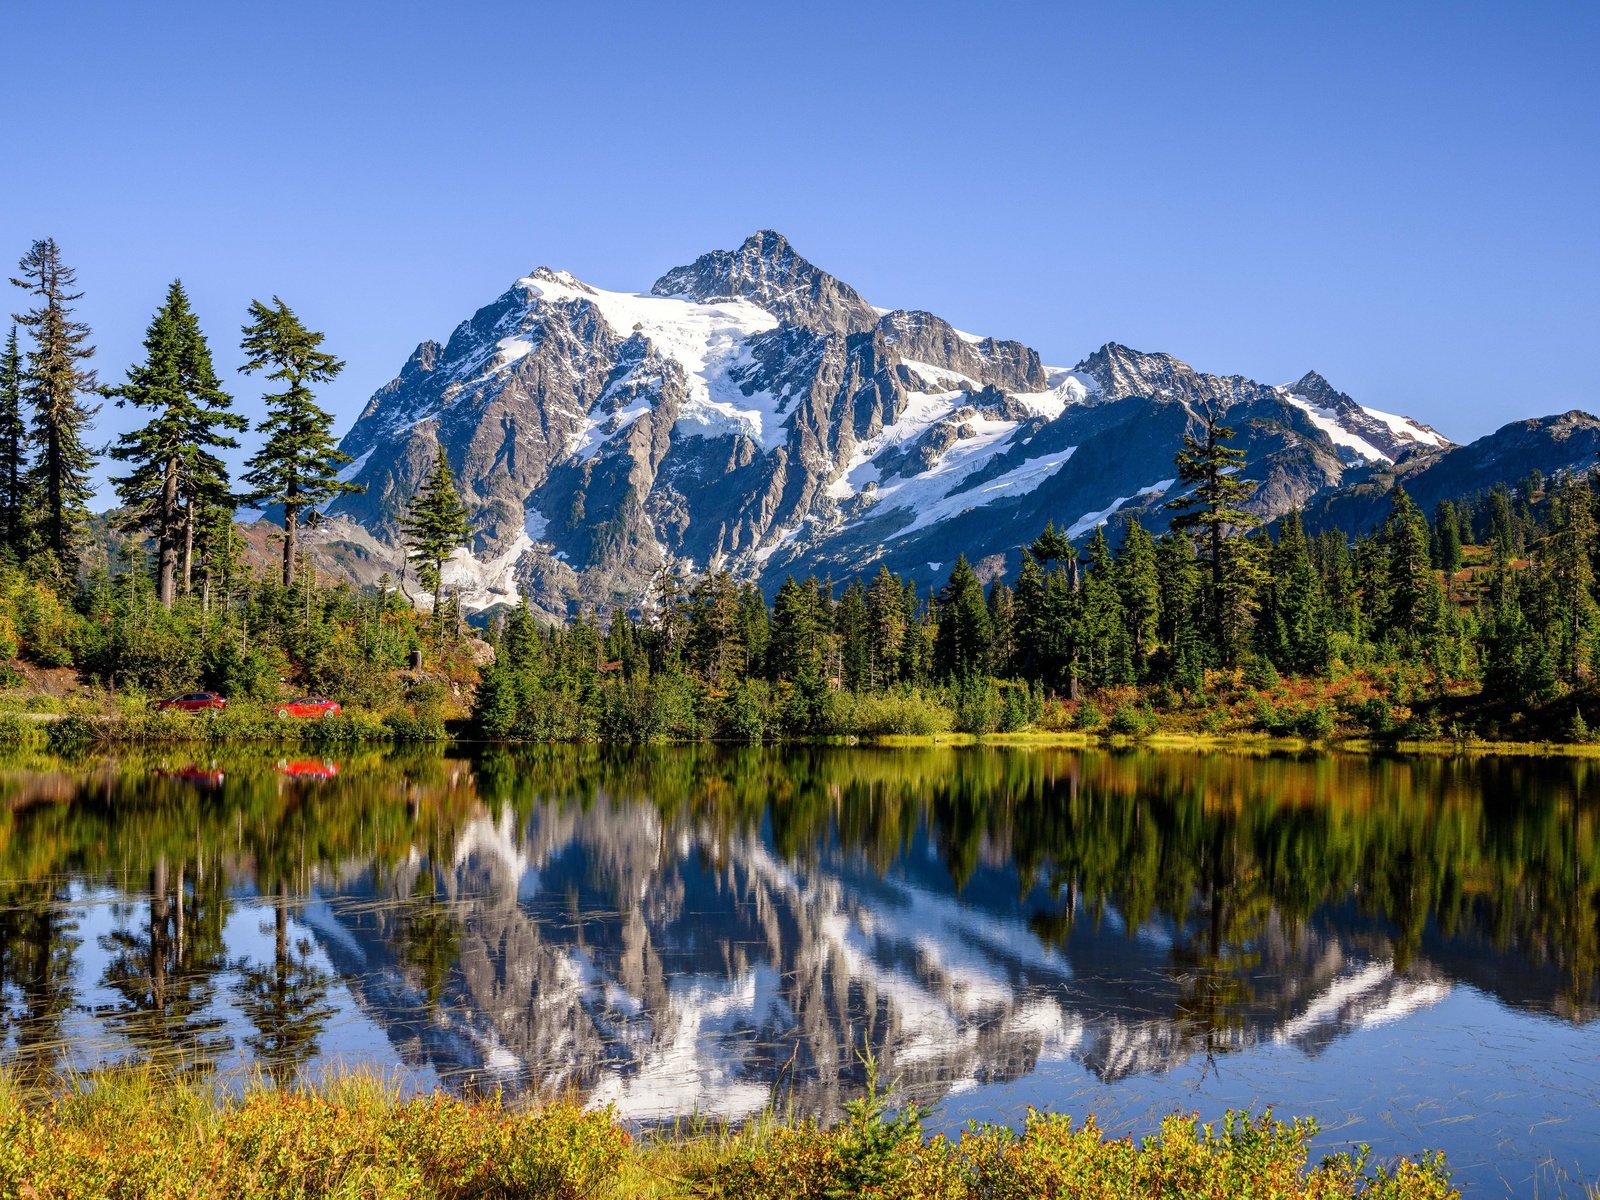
top-left (282, 506), bottom-right (297, 588)
top-left (180, 495), bottom-right (195, 596)
top-left (157, 457), bottom-right (180, 608)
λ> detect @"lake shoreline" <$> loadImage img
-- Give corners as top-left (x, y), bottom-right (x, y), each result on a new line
top-left (8, 710), bottom-right (1600, 761)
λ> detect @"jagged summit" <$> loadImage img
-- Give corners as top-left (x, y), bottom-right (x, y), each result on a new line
top-left (650, 230), bottom-right (877, 333)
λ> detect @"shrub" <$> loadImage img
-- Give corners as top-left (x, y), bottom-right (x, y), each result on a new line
top-left (1107, 702), bottom-right (1154, 737)
top-left (1293, 704), bottom-right (1336, 739)
top-left (0, 713), bottom-right (30, 750)
top-left (44, 714), bottom-right (96, 755)
top-left (952, 677), bottom-right (1001, 735)
top-left (837, 689), bottom-right (954, 737)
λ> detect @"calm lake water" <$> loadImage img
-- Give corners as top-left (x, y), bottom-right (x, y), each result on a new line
top-left (1, 747), bottom-right (1596, 1195)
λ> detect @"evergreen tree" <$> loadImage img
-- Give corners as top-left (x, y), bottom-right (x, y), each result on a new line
top-left (1548, 476), bottom-right (1597, 684)
top-left (1487, 484), bottom-right (1516, 562)
top-left (0, 326), bottom-right (26, 554)
top-left (10, 239), bottom-right (99, 569)
top-left (1260, 511), bottom-right (1328, 675)
top-left (108, 281), bottom-right (245, 607)
top-left (1382, 487), bottom-right (1438, 644)
top-left (835, 579), bottom-right (871, 690)
top-left (239, 298), bottom-right (357, 587)
top-left (1166, 402), bottom-right (1259, 658)
top-left (1155, 532), bottom-right (1205, 689)
top-left (399, 446), bottom-right (473, 616)
top-left (1078, 526), bottom-right (1129, 687)
top-left (768, 576), bottom-right (823, 682)
top-left (934, 555), bottom-right (992, 678)
top-left (865, 565), bottom-right (908, 689)
top-left (1115, 518), bottom-right (1162, 672)
top-left (1431, 499), bottom-right (1464, 581)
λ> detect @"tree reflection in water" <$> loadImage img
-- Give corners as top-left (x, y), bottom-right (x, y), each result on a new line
top-left (0, 746), bottom-right (1594, 1110)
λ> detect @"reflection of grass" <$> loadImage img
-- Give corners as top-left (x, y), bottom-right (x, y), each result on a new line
top-left (0, 1066), bottom-right (1463, 1199)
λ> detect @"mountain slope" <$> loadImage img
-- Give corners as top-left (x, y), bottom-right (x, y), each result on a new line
top-left (316, 232), bottom-right (1463, 615)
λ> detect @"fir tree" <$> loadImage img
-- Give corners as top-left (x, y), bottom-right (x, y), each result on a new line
top-left (1548, 476), bottom-right (1597, 684)
top-left (934, 555), bottom-right (992, 678)
top-left (769, 576), bottom-right (823, 681)
top-left (239, 298), bottom-right (357, 587)
top-left (399, 446), bottom-right (473, 616)
top-left (865, 565), bottom-right (908, 689)
top-left (1383, 487), bottom-right (1438, 643)
top-left (108, 281), bottom-right (245, 607)
top-left (1166, 401), bottom-right (1259, 657)
top-left (1115, 518), bottom-right (1162, 671)
top-left (10, 239), bottom-right (100, 569)
top-left (1078, 526), bottom-right (1130, 688)
top-left (0, 326), bottom-right (26, 554)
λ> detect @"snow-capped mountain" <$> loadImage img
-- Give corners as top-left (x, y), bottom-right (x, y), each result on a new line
top-left (319, 231), bottom-right (1452, 615)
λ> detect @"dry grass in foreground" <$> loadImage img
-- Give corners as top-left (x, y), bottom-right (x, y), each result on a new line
top-left (0, 1066), bottom-right (1460, 1200)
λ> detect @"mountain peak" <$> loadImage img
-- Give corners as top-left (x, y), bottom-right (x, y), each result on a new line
top-left (650, 231), bottom-right (877, 333)
top-left (1288, 370), bottom-right (1344, 405)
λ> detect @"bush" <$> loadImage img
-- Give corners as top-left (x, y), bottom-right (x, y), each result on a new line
top-left (0, 712), bottom-right (30, 750)
top-left (836, 689), bottom-right (954, 737)
top-left (952, 677), bottom-right (1002, 735)
top-left (1243, 653), bottom-right (1280, 691)
top-left (1107, 702), bottom-right (1155, 737)
top-left (1292, 704), bottom-right (1336, 739)
top-left (44, 713), bottom-right (97, 755)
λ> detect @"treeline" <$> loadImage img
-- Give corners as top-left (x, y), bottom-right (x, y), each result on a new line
top-left (0, 238), bottom-right (476, 710)
top-left (473, 405), bottom-right (1600, 743)
top-left (5, 237), bottom-right (1598, 745)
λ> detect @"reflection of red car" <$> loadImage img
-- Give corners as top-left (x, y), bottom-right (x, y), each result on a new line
top-left (274, 697), bottom-right (342, 720)
top-left (276, 758), bottom-right (340, 780)
top-left (154, 691), bottom-right (227, 714)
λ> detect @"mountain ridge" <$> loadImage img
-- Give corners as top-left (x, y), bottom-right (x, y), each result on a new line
top-left (295, 231), bottom-right (1583, 617)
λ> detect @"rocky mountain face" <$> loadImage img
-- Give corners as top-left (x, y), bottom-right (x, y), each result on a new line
top-left (303, 229), bottom-right (1557, 617)
top-left (1301, 410), bottom-right (1600, 537)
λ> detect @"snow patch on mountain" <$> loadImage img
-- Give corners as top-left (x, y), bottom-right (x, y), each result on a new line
top-left (441, 531), bottom-right (534, 611)
top-left (899, 446), bottom-right (1079, 536)
top-left (1283, 392), bottom-right (1392, 463)
top-left (1066, 480), bottom-right (1174, 538)
top-left (1362, 405), bottom-right (1445, 447)
top-left (519, 270), bottom-right (785, 450)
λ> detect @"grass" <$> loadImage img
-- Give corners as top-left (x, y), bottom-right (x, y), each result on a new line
top-left (0, 1066), bottom-right (1463, 1200)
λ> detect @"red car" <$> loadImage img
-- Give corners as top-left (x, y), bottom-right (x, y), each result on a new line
top-left (275, 697), bottom-right (342, 720)
top-left (154, 691), bottom-right (227, 714)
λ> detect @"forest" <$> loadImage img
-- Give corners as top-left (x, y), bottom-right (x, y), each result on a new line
top-left (5, 236), bottom-right (1600, 747)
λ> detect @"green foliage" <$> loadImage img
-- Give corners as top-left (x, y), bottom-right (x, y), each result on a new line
top-left (400, 446), bottom-right (473, 615)
top-left (10, 238), bottom-right (100, 568)
top-left (107, 280), bottom-right (245, 607)
top-left (239, 297), bottom-right (357, 587)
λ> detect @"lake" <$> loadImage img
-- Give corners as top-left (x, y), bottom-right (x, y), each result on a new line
top-left (0, 747), bottom-right (1595, 1196)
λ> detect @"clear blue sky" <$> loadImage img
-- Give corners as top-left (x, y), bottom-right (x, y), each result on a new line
top-left (3, 1), bottom-right (1596, 504)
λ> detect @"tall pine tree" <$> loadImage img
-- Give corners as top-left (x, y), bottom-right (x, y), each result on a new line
top-left (10, 239), bottom-right (99, 570)
top-left (399, 446), bottom-right (473, 615)
top-left (1167, 401), bottom-right (1259, 659)
top-left (239, 298), bottom-right (357, 586)
top-left (0, 326), bottom-right (26, 555)
top-left (109, 281), bottom-right (245, 607)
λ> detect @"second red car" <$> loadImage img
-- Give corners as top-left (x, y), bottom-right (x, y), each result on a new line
top-left (275, 697), bottom-right (342, 719)
top-left (154, 692), bottom-right (227, 714)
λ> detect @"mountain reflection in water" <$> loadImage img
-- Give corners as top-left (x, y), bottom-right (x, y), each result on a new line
top-left (0, 747), bottom-right (1596, 1188)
